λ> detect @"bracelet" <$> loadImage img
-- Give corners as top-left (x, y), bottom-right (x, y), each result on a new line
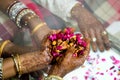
top-left (11, 54), bottom-right (22, 77)
top-left (0, 40), bottom-right (11, 57)
top-left (31, 22), bottom-right (47, 34)
top-left (21, 13), bottom-right (38, 26)
top-left (16, 9), bottom-right (36, 28)
top-left (11, 54), bottom-right (19, 75)
top-left (6, 0), bottom-right (19, 14)
top-left (44, 75), bottom-right (64, 80)
top-left (8, 2), bottom-right (27, 21)
top-left (0, 58), bottom-right (3, 80)
top-left (16, 54), bottom-right (22, 76)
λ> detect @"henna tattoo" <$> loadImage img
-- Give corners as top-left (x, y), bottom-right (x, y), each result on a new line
top-left (20, 50), bottom-right (52, 74)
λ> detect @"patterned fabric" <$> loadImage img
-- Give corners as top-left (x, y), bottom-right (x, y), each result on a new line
top-left (82, 0), bottom-right (120, 27)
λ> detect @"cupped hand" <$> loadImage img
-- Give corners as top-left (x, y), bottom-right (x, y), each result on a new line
top-left (48, 39), bottom-right (90, 77)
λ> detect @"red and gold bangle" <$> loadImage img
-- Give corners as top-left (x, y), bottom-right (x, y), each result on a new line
top-left (6, 0), bottom-right (19, 14)
top-left (15, 9), bottom-right (36, 28)
top-left (0, 40), bottom-right (11, 57)
top-left (8, 2), bottom-right (27, 21)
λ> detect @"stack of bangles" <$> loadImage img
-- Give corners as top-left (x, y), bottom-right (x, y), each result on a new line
top-left (11, 54), bottom-right (22, 77)
top-left (0, 40), bottom-right (22, 79)
top-left (6, 0), bottom-right (47, 35)
top-left (6, 0), bottom-right (38, 28)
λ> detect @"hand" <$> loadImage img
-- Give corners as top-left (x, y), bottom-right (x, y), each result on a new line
top-left (79, 20), bottom-right (111, 52)
top-left (30, 30), bottom-right (61, 79)
top-left (48, 39), bottom-right (90, 77)
top-left (71, 3), bottom-right (111, 52)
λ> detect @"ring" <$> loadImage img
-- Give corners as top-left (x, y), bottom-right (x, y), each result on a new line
top-left (92, 37), bottom-right (96, 42)
top-left (102, 31), bottom-right (107, 36)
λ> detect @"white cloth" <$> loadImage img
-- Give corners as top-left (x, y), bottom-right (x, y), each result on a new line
top-left (33, 0), bottom-right (79, 22)
top-left (64, 49), bottom-right (120, 80)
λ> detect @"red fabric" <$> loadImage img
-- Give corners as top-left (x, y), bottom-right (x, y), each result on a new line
top-left (108, 0), bottom-right (120, 13)
top-left (20, 0), bottom-right (44, 20)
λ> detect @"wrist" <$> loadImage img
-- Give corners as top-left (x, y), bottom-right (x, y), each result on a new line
top-left (3, 58), bottom-right (16, 79)
top-left (48, 65), bottom-right (67, 78)
top-left (20, 50), bottom-right (52, 74)
top-left (71, 3), bottom-right (84, 19)
top-left (71, 3), bottom-right (98, 28)
top-left (21, 13), bottom-right (51, 42)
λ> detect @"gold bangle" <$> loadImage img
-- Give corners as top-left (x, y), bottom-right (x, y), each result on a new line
top-left (45, 75), bottom-right (64, 80)
top-left (16, 54), bottom-right (22, 76)
top-left (31, 22), bottom-right (46, 34)
top-left (11, 54), bottom-right (19, 75)
top-left (0, 40), bottom-right (11, 57)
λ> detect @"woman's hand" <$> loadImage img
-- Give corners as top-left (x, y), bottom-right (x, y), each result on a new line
top-left (71, 3), bottom-right (111, 52)
top-left (79, 19), bottom-right (110, 52)
top-left (48, 39), bottom-right (90, 77)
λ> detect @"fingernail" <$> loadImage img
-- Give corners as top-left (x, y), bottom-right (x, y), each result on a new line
top-left (105, 44), bottom-right (111, 50)
top-left (100, 47), bottom-right (104, 52)
top-left (93, 49), bottom-right (97, 52)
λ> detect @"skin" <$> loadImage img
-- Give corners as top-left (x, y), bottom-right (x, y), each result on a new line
top-left (71, 3), bottom-right (111, 52)
top-left (2, 37), bottom-right (52, 79)
top-left (47, 39), bottom-right (90, 78)
top-left (0, 0), bottom-right (51, 48)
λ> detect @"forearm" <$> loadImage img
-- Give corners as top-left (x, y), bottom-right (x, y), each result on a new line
top-left (0, 40), bottom-right (37, 57)
top-left (3, 58), bottom-right (16, 79)
top-left (0, 0), bottom-right (15, 13)
top-left (3, 50), bottom-right (51, 79)
top-left (0, 0), bottom-right (51, 43)
top-left (48, 65), bottom-right (66, 78)
top-left (21, 13), bottom-right (51, 43)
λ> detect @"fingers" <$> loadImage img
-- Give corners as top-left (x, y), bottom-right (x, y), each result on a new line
top-left (81, 29), bottom-right (89, 38)
top-left (77, 39), bottom-right (90, 64)
top-left (101, 30), bottom-right (111, 50)
top-left (89, 29), bottom-right (97, 52)
top-left (96, 29), bottom-right (105, 52)
top-left (65, 47), bottom-right (76, 58)
top-left (83, 39), bottom-right (90, 56)
top-left (88, 28), bottom-right (111, 52)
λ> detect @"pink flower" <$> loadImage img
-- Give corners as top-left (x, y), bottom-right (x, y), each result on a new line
top-left (48, 27), bottom-right (87, 60)
top-left (56, 46), bottom-right (62, 50)
top-left (51, 51), bottom-right (59, 58)
top-left (64, 27), bottom-right (73, 34)
top-left (56, 32), bottom-right (64, 39)
top-left (48, 34), bottom-right (57, 41)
